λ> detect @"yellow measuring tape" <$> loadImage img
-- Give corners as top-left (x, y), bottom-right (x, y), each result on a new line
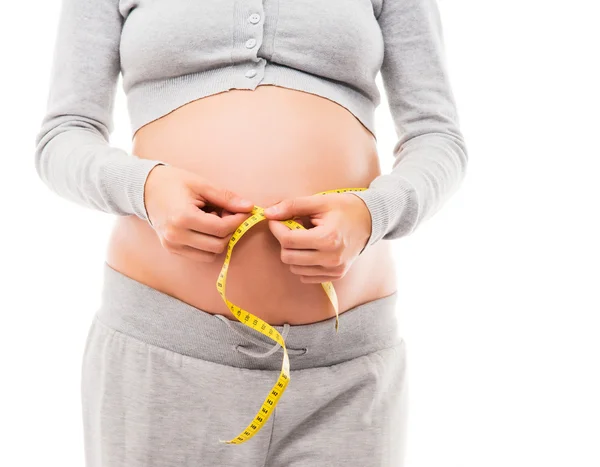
top-left (216, 187), bottom-right (368, 444)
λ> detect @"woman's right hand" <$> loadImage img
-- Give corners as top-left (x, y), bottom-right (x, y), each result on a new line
top-left (143, 164), bottom-right (256, 262)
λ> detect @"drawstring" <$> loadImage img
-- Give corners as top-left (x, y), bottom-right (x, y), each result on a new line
top-left (214, 315), bottom-right (307, 358)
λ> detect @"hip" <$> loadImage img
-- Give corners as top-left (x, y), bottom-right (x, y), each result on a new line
top-left (90, 261), bottom-right (403, 371)
top-left (81, 262), bottom-right (407, 465)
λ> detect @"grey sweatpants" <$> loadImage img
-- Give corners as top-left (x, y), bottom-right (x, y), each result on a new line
top-left (81, 263), bottom-right (408, 466)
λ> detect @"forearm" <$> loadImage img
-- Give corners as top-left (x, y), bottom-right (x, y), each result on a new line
top-left (33, 0), bottom-right (166, 222)
top-left (352, 130), bottom-right (468, 249)
top-left (35, 125), bottom-right (165, 220)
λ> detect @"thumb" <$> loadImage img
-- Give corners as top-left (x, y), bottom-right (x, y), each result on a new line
top-left (192, 178), bottom-right (255, 212)
top-left (263, 195), bottom-right (327, 220)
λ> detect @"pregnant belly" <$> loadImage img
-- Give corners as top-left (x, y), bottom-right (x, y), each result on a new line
top-left (106, 84), bottom-right (397, 325)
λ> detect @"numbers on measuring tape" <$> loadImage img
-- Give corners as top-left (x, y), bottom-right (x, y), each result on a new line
top-left (216, 187), bottom-right (368, 445)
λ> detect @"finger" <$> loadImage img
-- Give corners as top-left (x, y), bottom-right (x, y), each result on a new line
top-left (182, 207), bottom-right (252, 238)
top-left (263, 194), bottom-right (329, 220)
top-left (220, 211), bottom-right (256, 235)
top-left (299, 275), bottom-right (338, 284)
top-left (292, 215), bottom-right (312, 228)
top-left (170, 229), bottom-right (229, 255)
top-left (174, 207), bottom-right (226, 237)
top-left (289, 264), bottom-right (343, 278)
top-left (268, 220), bottom-right (341, 251)
top-left (280, 248), bottom-right (338, 267)
top-left (268, 220), bottom-right (298, 246)
top-left (205, 207), bottom-right (237, 219)
top-left (200, 204), bottom-right (221, 215)
top-left (190, 178), bottom-right (255, 213)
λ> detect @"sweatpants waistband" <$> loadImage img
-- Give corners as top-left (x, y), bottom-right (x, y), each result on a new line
top-left (95, 262), bottom-right (402, 371)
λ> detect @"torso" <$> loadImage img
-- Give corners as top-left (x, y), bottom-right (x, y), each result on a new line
top-left (106, 84), bottom-right (397, 325)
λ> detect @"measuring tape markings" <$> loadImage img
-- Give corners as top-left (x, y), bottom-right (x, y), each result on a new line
top-left (216, 187), bottom-right (368, 444)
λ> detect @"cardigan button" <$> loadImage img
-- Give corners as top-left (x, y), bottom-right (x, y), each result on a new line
top-left (245, 38), bottom-right (257, 49)
top-left (248, 13), bottom-right (261, 24)
top-left (245, 69), bottom-right (257, 79)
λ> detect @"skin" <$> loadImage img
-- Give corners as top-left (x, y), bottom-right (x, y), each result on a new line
top-left (263, 193), bottom-right (373, 284)
top-left (145, 165), bottom-right (373, 283)
top-left (107, 84), bottom-right (398, 325)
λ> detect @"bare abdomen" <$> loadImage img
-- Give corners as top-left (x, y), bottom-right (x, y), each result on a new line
top-left (106, 84), bottom-right (397, 325)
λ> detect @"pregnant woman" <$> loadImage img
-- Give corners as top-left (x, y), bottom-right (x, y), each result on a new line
top-left (34, 0), bottom-right (468, 465)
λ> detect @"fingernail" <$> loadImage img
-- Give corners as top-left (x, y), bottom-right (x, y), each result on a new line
top-left (264, 206), bottom-right (279, 215)
top-left (239, 198), bottom-right (254, 206)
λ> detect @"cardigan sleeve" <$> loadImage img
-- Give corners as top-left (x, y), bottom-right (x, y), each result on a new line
top-left (33, 0), bottom-right (167, 221)
top-left (351, 0), bottom-right (468, 252)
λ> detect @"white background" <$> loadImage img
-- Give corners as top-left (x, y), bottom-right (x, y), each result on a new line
top-left (2, 1), bottom-right (599, 466)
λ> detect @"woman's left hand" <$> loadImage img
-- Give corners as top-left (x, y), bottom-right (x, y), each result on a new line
top-left (263, 193), bottom-right (372, 283)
